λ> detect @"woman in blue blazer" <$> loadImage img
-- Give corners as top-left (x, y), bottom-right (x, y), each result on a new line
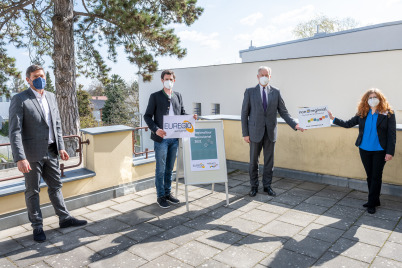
top-left (328, 88), bottom-right (396, 214)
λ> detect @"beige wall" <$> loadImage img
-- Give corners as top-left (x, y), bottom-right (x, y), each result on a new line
top-left (223, 119), bottom-right (402, 185)
top-left (139, 50), bottom-right (402, 123)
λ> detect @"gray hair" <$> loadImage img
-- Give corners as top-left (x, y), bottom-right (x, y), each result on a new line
top-left (257, 66), bottom-right (271, 75)
top-left (26, 65), bottom-right (44, 78)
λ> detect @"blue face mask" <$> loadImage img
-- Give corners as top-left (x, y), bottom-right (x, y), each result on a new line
top-left (32, 77), bottom-right (46, 90)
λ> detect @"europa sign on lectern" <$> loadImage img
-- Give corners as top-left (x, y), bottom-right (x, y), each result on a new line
top-left (176, 120), bottom-right (229, 211)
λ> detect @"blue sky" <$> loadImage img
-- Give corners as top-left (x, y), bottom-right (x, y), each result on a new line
top-left (7, 0), bottom-right (402, 88)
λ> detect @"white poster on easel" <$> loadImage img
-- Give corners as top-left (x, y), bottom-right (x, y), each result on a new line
top-left (176, 120), bottom-right (229, 211)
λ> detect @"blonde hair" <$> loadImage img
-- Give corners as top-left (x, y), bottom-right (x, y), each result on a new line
top-left (357, 88), bottom-right (393, 118)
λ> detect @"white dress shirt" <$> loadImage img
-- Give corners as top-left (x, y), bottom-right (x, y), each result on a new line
top-left (30, 88), bottom-right (55, 144)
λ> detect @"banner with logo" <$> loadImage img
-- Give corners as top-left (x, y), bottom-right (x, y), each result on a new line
top-left (189, 128), bottom-right (219, 171)
top-left (163, 115), bottom-right (195, 139)
top-left (298, 106), bottom-right (331, 129)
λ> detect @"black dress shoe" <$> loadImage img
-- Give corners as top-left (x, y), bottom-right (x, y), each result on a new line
top-left (249, 188), bottom-right (258, 197)
top-left (33, 228), bottom-right (46, 242)
top-left (367, 207), bottom-right (376, 214)
top-left (60, 217), bottom-right (88, 228)
top-left (264, 187), bottom-right (276, 196)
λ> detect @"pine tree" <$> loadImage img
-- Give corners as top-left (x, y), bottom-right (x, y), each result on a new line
top-left (102, 75), bottom-right (131, 125)
top-left (45, 72), bottom-right (55, 93)
top-left (77, 88), bottom-right (98, 128)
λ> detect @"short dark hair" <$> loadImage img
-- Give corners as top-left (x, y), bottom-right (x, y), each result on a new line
top-left (161, 69), bottom-right (175, 80)
top-left (26, 65), bottom-right (44, 78)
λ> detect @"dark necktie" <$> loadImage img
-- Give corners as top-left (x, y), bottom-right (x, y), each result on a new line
top-left (262, 87), bottom-right (267, 112)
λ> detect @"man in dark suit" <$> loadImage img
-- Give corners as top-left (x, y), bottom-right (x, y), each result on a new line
top-left (9, 65), bottom-right (87, 242)
top-left (144, 70), bottom-right (197, 209)
top-left (241, 66), bottom-right (304, 197)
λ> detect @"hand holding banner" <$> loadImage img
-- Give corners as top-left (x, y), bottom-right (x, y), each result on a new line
top-left (298, 106), bottom-right (331, 129)
top-left (163, 115), bottom-right (196, 139)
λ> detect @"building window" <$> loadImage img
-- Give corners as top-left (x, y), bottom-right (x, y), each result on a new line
top-left (6, 97), bottom-right (10, 102)
top-left (193, 103), bottom-right (201, 116)
top-left (211, 103), bottom-right (220, 115)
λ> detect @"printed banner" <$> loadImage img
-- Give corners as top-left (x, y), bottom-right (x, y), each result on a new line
top-left (189, 128), bottom-right (220, 171)
top-left (163, 115), bottom-right (195, 139)
top-left (298, 106), bottom-right (331, 129)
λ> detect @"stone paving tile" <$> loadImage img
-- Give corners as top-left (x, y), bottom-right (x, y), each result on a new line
top-left (44, 246), bottom-right (101, 267)
top-left (140, 254), bottom-right (192, 268)
top-left (133, 188), bottom-right (156, 196)
top-left (191, 196), bottom-right (226, 210)
top-left (337, 197), bottom-right (367, 208)
top-left (69, 207), bottom-right (92, 217)
top-left (325, 204), bottom-right (365, 219)
top-left (283, 234), bottom-right (332, 259)
top-left (259, 220), bottom-right (303, 238)
top-left (314, 252), bottom-right (368, 267)
top-left (110, 200), bottom-right (146, 213)
top-left (158, 225), bottom-right (204, 246)
top-left (196, 228), bottom-right (244, 250)
top-left (112, 193), bottom-right (141, 203)
top-left (211, 191), bottom-right (238, 201)
top-left (315, 189), bottom-right (348, 200)
top-left (205, 206), bottom-right (244, 222)
top-left (183, 214), bottom-right (225, 231)
top-left (168, 240), bottom-right (221, 266)
top-left (329, 237), bottom-right (380, 263)
top-left (139, 203), bottom-right (178, 216)
top-left (259, 248), bottom-right (316, 268)
top-left (219, 217), bottom-right (262, 235)
top-left (119, 222), bottom-right (165, 242)
top-left (83, 207), bottom-right (122, 222)
top-left (237, 230), bottom-right (286, 254)
top-left (296, 182), bottom-right (327, 191)
top-left (86, 233), bottom-right (136, 257)
top-left (147, 212), bottom-right (190, 230)
top-left (388, 230), bottom-right (402, 244)
top-left (243, 191), bottom-right (274, 203)
top-left (342, 226), bottom-right (389, 247)
top-left (48, 218), bottom-right (95, 235)
top-left (286, 187), bottom-right (317, 198)
top-left (304, 195), bottom-right (338, 208)
top-left (293, 202), bottom-right (329, 215)
top-left (325, 185), bottom-right (353, 193)
top-left (228, 185), bottom-right (252, 195)
top-left (298, 223), bottom-right (345, 243)
top-left (49, 228), bottom-right (99, 252)
top-left (88, 251), bottom-right (147, 268)
top-left (0, 237), bottom-right (24, 256)
top-left (378, 241), bottom-right (402, 262)
top-left (346, 190), bottom-right (368, 200)
top-left (114, 209), bottom-right (156, 226)
top-left (188, 188), bottom-right (214, 199)
top-left (382, 199), bottom-right (402, 212)
top-left (257, 202), bottom-right (292, 215)
top-left (197, 259), bottom-right (231, 268)
top-left (240, 208), bottom-right (280, 224)
top-left (10, 230), bottom-right (41, 248)
top-left (371, 256), bottom-right (402, 268)
top-left (355, 215), bottom-right (398, 233)
top-left (84, 218), bottom-right (130, 236)
top-left (135, 194), bottom-right (158, 205)
top-left (226, 178), bottom-right (245, 188)
top-left (365, 207), bottom-right (402, 222)
top-left (6, 242), bottom-right (61, 268)
top-left (271, 180), bottom-right (299, 190)
top-left (273, 192), bottom-right (307, 206)
top-left (0, 257), bottom-right (16, 267)
top-left (314, 214), bottom-right (356, 230)
top-left (170, 203), bottom-right (211, 219)
top-left (213, 244), bottom-right (266, 268)
top-left (128, 236), bottom-right (178, 261)
top-left (0, 226), bottom-right (29, 240)
top-left (27, 260), bottom-right (52, 267)
top-left (228, 198), bottom-right (261, 212)
top-left (277, 211), bottom-right (317, 227)
top-left (86, 200), bottom-right (118, 211)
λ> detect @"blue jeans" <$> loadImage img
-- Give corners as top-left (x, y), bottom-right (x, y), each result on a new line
top-left (154, 138), bottom-right (179, 198)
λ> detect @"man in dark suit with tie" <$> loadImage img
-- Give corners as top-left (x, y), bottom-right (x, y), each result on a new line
top-left (9, 65), bottom-right (87, 242)
top-left (241, 66), bottom-right (304, 197)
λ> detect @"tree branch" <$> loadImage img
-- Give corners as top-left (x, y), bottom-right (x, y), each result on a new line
top-left (73, 11), bottom-right (120, 28)
top-left (0, 0), bottom-right (35, 17)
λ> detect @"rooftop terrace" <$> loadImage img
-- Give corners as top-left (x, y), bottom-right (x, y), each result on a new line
top-left (1, 170), bottom-right (402, 267)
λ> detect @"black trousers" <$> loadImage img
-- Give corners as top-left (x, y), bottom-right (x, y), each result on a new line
top-left (359, 148), bottom-right (386, 207)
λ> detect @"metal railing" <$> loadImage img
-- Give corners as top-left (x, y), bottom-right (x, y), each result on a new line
top-left (133, 126), bottom-right (154, 159)
top-left (0, 135), bottom-right (89, 182)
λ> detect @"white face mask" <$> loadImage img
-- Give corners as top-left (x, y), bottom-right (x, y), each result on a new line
top-left (163, 80), bottom-right (174, 90)
top-left (259, 76), bottom-right (269, 86)
top-left (368, 98), bottom-right (380, 107)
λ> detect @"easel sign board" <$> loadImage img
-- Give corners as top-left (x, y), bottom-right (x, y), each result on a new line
top-left (180, 120), bottom-right (228, 185)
